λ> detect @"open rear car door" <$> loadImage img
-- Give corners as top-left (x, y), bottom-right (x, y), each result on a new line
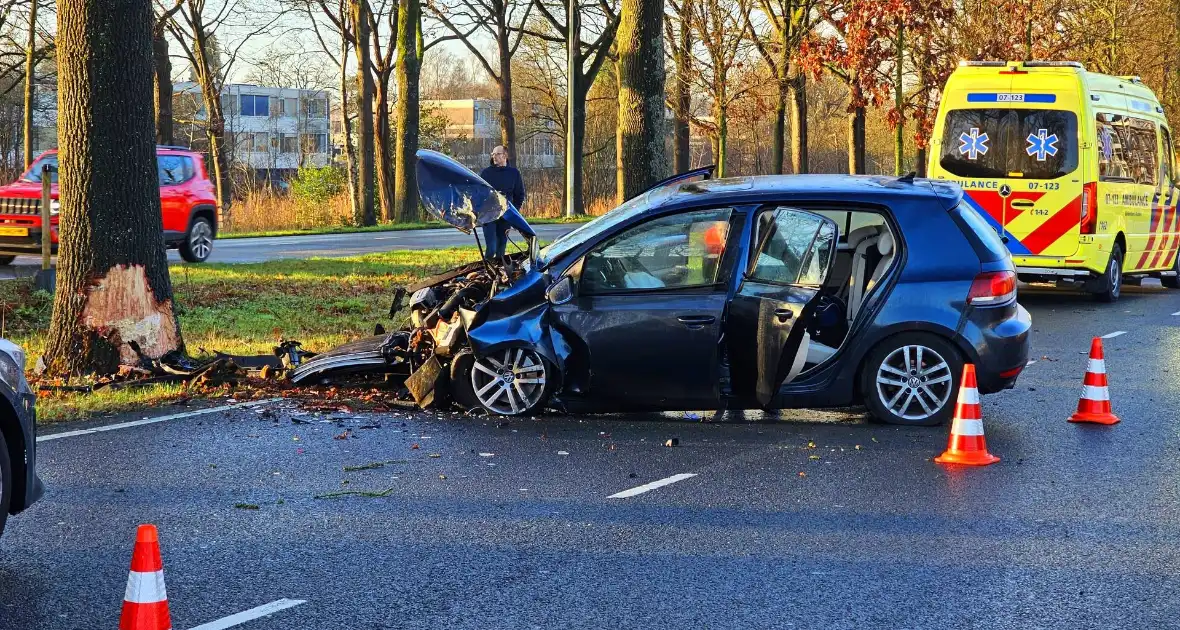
top-left (727, 207), bottom-right (838, 407)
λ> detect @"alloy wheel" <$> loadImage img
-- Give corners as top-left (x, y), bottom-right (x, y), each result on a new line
top-left (875, 344), bottom-right (954, 422)
top-left (190, 221), bottom-right (213, 261)
top-left (470, 348), bottom-right (547, 415)
top-left (1109, 255), bottom-right (1121, 298)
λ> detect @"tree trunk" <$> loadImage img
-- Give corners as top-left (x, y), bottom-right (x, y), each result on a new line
top-left (893, 21), bottom-right (905, 176)
top-left (789, 69), bottom-right (808, 174)
top-left (352, 0), bottom-right (377, 226)
top-left (153, 30), bottom-right (173, 145)
top-left (672, 12), bottom-right (691, 173)
top-left (772, 80), bottom-right (787, 175)
top-left (496, 19), bottom-right (517, 164)
top-left (46, 0), bottom-right (182, 375)
top-left (340, 29), bottom-right (359, 223)
top-left (847, 80), bottom-right (866, 175)
top-left (615, 0), bottom-right (666, 203)
top-left (564, 0), bottom-right (583, 218)
top-left (22, 0), bottom-right (37, 169)
top-left (915, 146), bottom-right (927, 177)
top-left (375, 71), bottom-right (394, 222)
top-left (392, 0), bottom-right (420, 223)
top-left (715, 102), bottom-right (728, 178)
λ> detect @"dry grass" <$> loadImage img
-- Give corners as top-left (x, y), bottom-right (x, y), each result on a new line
top-left (226, 190), bottom-right (354, 234)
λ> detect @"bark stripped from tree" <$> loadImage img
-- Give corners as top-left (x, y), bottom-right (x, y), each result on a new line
top-left (392, 0), bottom-right (421, 223)
top-left (616, 0), bottom-right (666, 202)
top-left (46, 0), bottom-right (182, 376)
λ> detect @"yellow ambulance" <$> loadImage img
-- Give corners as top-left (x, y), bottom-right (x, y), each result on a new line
top-left (928, 60), bottom-right (1180, 301)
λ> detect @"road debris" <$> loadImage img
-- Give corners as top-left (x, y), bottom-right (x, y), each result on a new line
top-left (314, 487), bottom-right (396, 499)
top-left (664, 438), bottom-right (679, 447)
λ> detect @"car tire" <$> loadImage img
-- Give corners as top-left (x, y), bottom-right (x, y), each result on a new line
top-left (451, 347), bottom-right (554, 416)
top-left (861, 332), bottom-right (964, 427)
top-left (0, 430), bottom-right (11, 538)
top-left (1163, 254), bottom-right (1180, 289)
top-left (1093, 244), bottom-right (1124, 303)
top-left (180, 216), bottom-right (214, 263)
top-left (0, 256), bottom-right (14, 266)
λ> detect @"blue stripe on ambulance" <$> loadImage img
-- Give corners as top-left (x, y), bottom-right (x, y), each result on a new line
top-left (960, 192), bottom-right (1033, 255)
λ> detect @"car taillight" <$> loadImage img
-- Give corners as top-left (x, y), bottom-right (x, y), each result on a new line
top-left (1080, 182), bottom-right (1097, 234)
top-left (968, 270), bottom-right (1017, 305)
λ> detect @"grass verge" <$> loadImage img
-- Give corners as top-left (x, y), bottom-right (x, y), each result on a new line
top-left (0, 246), bottom-right (484, 422)
top-left (221, 216), bottom-right (591, 240)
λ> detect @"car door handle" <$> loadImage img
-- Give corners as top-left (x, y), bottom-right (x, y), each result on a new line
top-left (677, 315), bottom-right (716, 327)
top-left (774, 308), bottom-right (794, 321)
top-left (1010, 200), bottom-right (1035, 209)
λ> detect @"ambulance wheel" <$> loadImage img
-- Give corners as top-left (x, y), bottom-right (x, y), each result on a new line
top-left (1093, 244), bottom-right (1123, 303)
top-left (1163, 255), bottom-right (1180, 289)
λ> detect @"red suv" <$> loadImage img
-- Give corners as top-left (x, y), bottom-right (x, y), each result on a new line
top-left (0, 146), bottom-right (219, 263)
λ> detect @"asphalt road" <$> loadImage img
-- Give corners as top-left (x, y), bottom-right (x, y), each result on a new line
top-left (3, 282), bottom-right (1180, 629)
top-left (0, 224), bottom-right (579, 272)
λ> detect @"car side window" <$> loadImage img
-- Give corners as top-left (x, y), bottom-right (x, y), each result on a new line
top-left (748, 208), bottom-right (837, 286)
top-left (159, 156), bottom-right (193, 186)
top-left (580, 208), bottom-right (733, 295)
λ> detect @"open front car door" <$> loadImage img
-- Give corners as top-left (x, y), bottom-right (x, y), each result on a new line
top-left (727, 207), bottom-right (838, 407)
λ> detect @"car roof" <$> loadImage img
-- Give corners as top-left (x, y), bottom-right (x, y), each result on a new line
top-left (658, 174), bottom-right (961, 209)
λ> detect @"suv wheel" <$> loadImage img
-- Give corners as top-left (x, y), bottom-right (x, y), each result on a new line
top-left (0, 431), bottom-right (11, 537)
top-left (1163, 253), bottom-right (1180, 289)
top-left (861, 332), bottom-right (964, 426)
top-left (180, 217), bottom-right (214, 263)
top-left (1093, 244), bottom-right (1123, 303)
top-left (451, 347), bottom-right (553, 415)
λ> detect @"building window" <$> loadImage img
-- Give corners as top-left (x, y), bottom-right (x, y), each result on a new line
top-left (301, 133), bottom-right (327, 153)
top-left (240, 94), bottom-right (269, 117)
top-left (307, 99), bottom-right (327, 118)
top-left (281, 134), bottom-right (299, 153)
top-left (474, 108), bottom-right (488, 125)
top-left (220, 93), bottom-right (236, 115)
top-left (251, 132), bottom-right (269, 152)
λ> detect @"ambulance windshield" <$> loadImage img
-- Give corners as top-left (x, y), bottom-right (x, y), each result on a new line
top-left (939, 109), bottom-right (1078, 180)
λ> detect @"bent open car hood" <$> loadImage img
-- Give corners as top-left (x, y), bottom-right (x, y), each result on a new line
top-left (415, 149), bottom-right (534, 237)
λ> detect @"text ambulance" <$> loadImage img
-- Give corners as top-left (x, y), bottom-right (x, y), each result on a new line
top-left (928, 60), bottom-right (1180, 302)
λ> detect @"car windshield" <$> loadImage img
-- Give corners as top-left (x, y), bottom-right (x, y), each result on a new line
top-left (539, 188), bottom-right (674, 266)
top-left (23, 155), bottom-right (58, 183)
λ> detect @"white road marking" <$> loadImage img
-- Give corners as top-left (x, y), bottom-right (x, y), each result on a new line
top-left (187, 598), bottom-right (307, 630)
top-left (608, 473), bottom-right (698, 499)
top-left (1026, 360), bottom-right (1037, 367)
top-left (1172, 311), bottom-right (1180, 316)
top-left (1101, 331), bottom-right (1127, 339)
top-left (37, 398), bottom-right (282, 442)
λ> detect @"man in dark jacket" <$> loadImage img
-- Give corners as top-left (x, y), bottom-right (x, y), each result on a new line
top-left (479, 145), bottom-right (525, 259)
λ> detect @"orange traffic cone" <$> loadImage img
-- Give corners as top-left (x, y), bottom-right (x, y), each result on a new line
top-left (120, 525), bottom-right (172, 630)
top-left (935, 364), bottom-right (1000, 466)
top-left (1069, 337), bottom-right (1120, 425)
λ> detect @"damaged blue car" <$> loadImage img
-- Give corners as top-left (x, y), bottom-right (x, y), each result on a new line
top-left (292, 150), bottom-right (1031, 426)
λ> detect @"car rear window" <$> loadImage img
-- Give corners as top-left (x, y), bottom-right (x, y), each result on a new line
top-left (952, 199), bottom-right (1010, 263)
top-left (939, 108), bottom-right (1078, 179)
top-left (159, 155), bottom-right (194, 185)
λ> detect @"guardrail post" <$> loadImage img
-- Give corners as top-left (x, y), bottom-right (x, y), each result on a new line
top-left (33, 163), bottom-right (55, 293)
top-left (40, 164), bottom-right (50, 271)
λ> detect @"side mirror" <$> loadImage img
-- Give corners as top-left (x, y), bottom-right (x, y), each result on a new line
top-left (546, 275), bottom-right (574, 305)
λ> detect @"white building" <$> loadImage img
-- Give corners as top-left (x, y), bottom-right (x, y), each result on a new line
top-left (423, 98), bottom-right (558, 170)
top-left (174, 82), bottom-right (332, 180)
